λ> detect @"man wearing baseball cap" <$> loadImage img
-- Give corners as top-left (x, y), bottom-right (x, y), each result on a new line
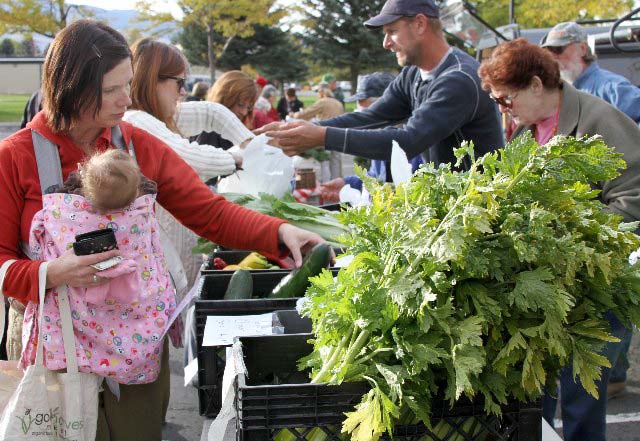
top-left (543, 21), bottom-right (640, 124)
top-left (260, 0), bottom-right (503, 172)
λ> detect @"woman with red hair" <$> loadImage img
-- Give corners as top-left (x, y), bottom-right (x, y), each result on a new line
top-left (479, 37), bottom-right (640, 441)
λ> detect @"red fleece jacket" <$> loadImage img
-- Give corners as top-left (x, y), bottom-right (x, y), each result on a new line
top-left (0, 112), bottom-right (285, 304)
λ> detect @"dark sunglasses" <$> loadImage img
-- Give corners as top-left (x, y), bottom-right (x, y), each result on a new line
top-left (489, 92), bottom-right (518, 109)
top-left (160, 76), bottom-right (186, 91)
top-left (545, 46), bottom-right (568, 55)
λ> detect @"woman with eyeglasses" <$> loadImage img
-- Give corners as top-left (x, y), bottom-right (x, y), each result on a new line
top-left (479, 37), bottom-right (640, 441)
top-left (125, 39), bottom-right (256, 291)
top-left (190, 70), bottom-right (260, 150)
top-left (207, 70), bottom-right (259, 130)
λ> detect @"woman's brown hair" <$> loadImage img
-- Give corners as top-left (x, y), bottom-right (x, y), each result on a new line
top-left (129, 38), bottom-right (188, 132)
top-left (478, 38), bottom-right (561, 91)
top-left (42, 20), bottom-right (131, 133)
top-left (207, 70), bottom-right (258, 128)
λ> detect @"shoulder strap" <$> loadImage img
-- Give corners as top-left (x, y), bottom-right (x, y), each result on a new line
top-left (32, 130), bottom-right (64, 195)
top-left (31, 124), bottom-right (138, 196)
top-left (111, 124), bottom-right (137, 164)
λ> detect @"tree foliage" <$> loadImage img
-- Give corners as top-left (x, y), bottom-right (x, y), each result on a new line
top-left (471, 0), bottom-right (633, 28)
top-left (138, 0), bottom-right (283, 82)
top-left (0, 0), bottom-right (92, 38)
top-left (177, 22), bottom-right (308, 85)
top-left (0, 38), bottom-right (14, 56)
top-left (21, 36), bottom-right (37, 56)
top-left (299, 0), bottom-right (398, 89)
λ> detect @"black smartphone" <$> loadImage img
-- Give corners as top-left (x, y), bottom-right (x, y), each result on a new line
top-left (73, 229), bottom-right (118, 256)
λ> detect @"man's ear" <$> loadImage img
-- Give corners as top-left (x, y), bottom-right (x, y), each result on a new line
top-left (414, 14), bottom-right (429, 35)
top-left (578, 42), bottom-right (589, 57)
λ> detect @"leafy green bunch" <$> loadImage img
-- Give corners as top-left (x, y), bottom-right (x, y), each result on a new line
top-left (192, 192), bottom-right (348, 255)
top-left (300, 134), bottom-right (640, 440)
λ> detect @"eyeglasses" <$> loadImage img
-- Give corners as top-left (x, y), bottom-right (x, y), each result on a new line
top-left (235, 102), bottom-right (253, 112)
top-left (489, 92), bottom-right (518, 109)
top-left (160, 76), bottom-right (186, 91)
top-left (545, 46), bottom-right (568, 55)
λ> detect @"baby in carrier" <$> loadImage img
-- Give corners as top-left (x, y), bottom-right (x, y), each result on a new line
top-left (22, 149), bottom-right (179, 384)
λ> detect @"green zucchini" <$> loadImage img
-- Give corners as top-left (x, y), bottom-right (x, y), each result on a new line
top-left (269, 243), bottom-right (332, 298)
top-left (223, 269), bottom-right (253, 300)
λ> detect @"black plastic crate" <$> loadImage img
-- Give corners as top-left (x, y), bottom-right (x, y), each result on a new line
top-left (199, 269), bottom-right (294, 300)
top-left (195, 288), bottom-right (310, 417)
top-left (235, 334), bottom-right (542, 441)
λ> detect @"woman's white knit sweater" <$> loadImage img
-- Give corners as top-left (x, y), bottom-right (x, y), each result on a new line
top-left (124, 101), bottom-right (253, 180)
top-left (123, 101), bottom-right (254, 287)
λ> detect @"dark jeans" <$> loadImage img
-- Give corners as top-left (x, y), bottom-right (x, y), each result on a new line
top-left (543, 312), bottom-right (631, 441)
top-left (609, 325), bottom-right (632, 382)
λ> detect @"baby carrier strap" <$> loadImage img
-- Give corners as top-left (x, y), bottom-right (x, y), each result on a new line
top-left (31, 124), bottom-right (137, 195)
top-left (22, 125), bottom-right (137, 258)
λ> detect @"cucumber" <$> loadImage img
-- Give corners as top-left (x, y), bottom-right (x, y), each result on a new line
top-left (223, 269), bottom-right (253, 300)
top-left (269, 243), bottom-right (332, 299)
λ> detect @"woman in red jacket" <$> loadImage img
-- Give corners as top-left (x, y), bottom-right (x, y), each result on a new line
top-left (0, 19), bottom-right (323, 441)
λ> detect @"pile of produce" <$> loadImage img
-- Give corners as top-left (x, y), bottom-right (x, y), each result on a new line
top-left (299, 134), bottom-right (640, 440)
top-left (193, 193), bottom-right (348, 255)
top-left (214, 252), bottom-right (280, 270)
top-left (222, 192), bottom-right (348, 248)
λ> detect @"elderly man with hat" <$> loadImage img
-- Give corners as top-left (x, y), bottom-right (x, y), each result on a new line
top-left (260, 0), bottom-right (503, 172)
top-left (543, 21), bottom-right (640, 124)
top-left (320, 71), bottom-right (424, 202)
top-left (321, 73), bottom-right (345, 106)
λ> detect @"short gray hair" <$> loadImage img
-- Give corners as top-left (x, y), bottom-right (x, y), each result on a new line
top-left (262, 85), bottom-right (278, 99)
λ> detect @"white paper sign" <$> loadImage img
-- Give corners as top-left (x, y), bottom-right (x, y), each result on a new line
top-left (202, 313), bottom-right (274, 347)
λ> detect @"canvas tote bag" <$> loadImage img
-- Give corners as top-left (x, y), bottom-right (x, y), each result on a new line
top-left (0, 262), bottom-right (102, 441)
top-left (0, 259), bottom-right (22, 415)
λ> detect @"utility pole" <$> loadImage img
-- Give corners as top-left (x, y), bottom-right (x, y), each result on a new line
top-left (509, 0), bottom-right (515, 23)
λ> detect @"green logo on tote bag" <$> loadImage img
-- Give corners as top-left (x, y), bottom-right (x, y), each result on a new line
top-left (16, 407), bottom-right (84, 437)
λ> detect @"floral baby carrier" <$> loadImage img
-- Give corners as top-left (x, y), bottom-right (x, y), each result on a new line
top-left (21, 127), bottom-right (177, 385)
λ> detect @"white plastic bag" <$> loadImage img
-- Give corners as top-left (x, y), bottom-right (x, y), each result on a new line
top-left (218, 135), bottom-right (294, 197)
top-left (390, 140), bottom-right (412, 186)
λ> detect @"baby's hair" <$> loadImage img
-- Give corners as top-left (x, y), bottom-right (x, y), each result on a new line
top-left (80, 149), bottom-right (141, 212)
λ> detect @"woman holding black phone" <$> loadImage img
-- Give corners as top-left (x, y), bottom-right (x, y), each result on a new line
top-left (0, 19), bottom-right (324, 440)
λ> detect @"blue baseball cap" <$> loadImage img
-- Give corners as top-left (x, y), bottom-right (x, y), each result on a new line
top-left (364, 0), bottom-right (439, 29)
top-left (345, 72), bottom-right (396, 102)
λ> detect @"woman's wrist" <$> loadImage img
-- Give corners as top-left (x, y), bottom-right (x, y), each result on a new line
top-left (45, 259), bottom-right (62, 289)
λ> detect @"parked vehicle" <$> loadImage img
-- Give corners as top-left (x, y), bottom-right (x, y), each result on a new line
top-left (441, 1), bottom-right (640, 85)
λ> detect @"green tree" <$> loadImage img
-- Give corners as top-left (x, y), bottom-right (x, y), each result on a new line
top-left (471, 0), bottom-right (633, 28)
top-left (299, 0), bottom-right (397, 90)
top-left (0, 38), bottom-right (15, 56)
top-left (0, 0), bottom-right (92, 38)
top-left (177, 22), bottom-right (308, 86)
top-left (138, 0), bottom-right (283, 82)
top-left (20, 35), bottom-right (37, 56)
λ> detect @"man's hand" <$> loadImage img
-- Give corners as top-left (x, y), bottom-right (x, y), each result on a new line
top-left (319, 178), bottom-right (346, 203)
top-left (255, 120), bottom-right (328, 157)
top-left (277, 223), bottom-right (326, 268)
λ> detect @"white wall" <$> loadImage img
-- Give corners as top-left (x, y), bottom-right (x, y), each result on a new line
top-left (0, 59), bottom-right (43, 94)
